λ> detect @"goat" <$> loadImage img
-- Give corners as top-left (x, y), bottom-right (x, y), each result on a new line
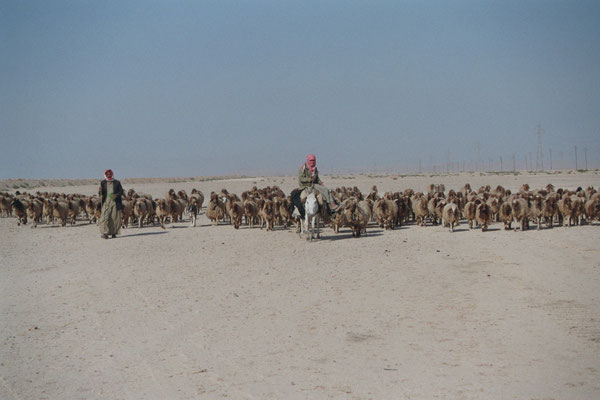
top-left (26, 198), bottom-right (43, 228)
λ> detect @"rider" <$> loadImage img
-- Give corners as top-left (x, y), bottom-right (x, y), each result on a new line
top-left (291, 154), bottom-right (339, 218)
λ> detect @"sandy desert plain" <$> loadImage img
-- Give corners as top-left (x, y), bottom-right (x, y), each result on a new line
top-left (1, 170), bottom-right (600, 400)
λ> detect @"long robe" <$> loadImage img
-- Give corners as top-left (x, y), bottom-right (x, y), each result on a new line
top-left (99, 181), bottom-right (121, 236)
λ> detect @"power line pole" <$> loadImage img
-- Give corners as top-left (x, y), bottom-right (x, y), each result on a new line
top-left (574, 145), bottom-right (578, 170)
top-left (549, 148), bottom-right (552, 170)
top-left (512, 153), bottom-right (516, 171)
top-left (476, 142), bottom-right (481, 171)
top-left (536, 122), bottom-right (544, 170)
top-left (584, 147), bottom-right (588, 170)
top-left (500, 156), bottom-right (503, 171)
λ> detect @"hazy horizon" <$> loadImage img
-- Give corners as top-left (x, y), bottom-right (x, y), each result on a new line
top-left (2, 1), bottom-right (599, 180)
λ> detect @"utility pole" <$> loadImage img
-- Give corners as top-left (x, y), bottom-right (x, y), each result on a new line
top-left (418, 159), bottom-right (422, 174)
top-left (512, 153), bottom-right (516, 171)
top-left (536, 122), bottom-right (544, 170)
top-left (528, 152), bottom-right (532, 171)
top-left (476, 142), bottom-right (481, 172)
top-left (574, 146), bottom-right (578, 170)
top-left (446, 150), bottom-right (450, 174)
top-left (584, 147), bottom-right (588, 170)
top-left (500, 156), bottom-right (503, 171)
top-left (549, 148), bottom-right (553, 170)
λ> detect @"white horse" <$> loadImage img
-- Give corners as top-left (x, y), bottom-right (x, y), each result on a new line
top-left (302, 187), bottom-right (320, 241)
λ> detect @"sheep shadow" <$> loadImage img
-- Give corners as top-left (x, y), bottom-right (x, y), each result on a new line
top-left (39, 222), bottom-right (91, 229)
top-left (119, 231), bottom-right (169, 238)
top-left (320, 229), bottom-right (385, 241)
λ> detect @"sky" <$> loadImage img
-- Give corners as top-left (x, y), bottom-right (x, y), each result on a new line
top-left (1, 0), bottom-right (599, 179)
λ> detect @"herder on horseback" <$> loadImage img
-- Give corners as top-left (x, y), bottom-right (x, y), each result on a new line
top-left (290, 154), bottom-right (340, 219)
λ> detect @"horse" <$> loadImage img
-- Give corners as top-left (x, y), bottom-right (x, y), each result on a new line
top-left (301, 187), bottom-right (321, 241)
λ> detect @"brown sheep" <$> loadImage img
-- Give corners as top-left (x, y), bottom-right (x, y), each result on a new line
top-left (133, 198), bottom-right (148, 228)
top-left (206, 192), bottom-right (225, 226)
top-left (279, 197), bottom-right (293, 228)
top-left (343, 199), bottom-right (371, 237)
top-left (373, 198), bottom-right (398, 229)
top-left (511, 197), bottom-right (529, 231)
top-left (11, 198), bottom-right (30, 226)
top-left (120, 199), bottom-right (133, 228)
top-left (557, 195), bottom-right (574, 227)
top-left (85, 198), bottom-right (99, 224)
top-left (68, 200), bottom-right (81, 225)
top-left (411, 194), bottom-right (428, 226)
top-left (476, 202), bottom-right (493, 231)
top-left (43, 199), bottom-right (54, 224)
top-left (463, 200), bottom-right (478, 229)
top-left (52, 200), bottom-right (69, 227)
top-left (486, 196), bottom-right (501, 222)
top-left (584, 198), bottom-right (600, 223)
top-left (260, 199), bottom-right (276, 231)
top-left (529, 195), bottom-right (545, 230)
top-left (0, 195), bottom-right (13, 217)
top-left (26, 198), bottom-right (43, 228)
top-left (155, 199), bottom-right (171, 229)
top-left (499, 202), bottom-right (513, 230)
top-left (243, 199), bottom-right (259, 228)
top-left (542, 195), bottom-right (558, 228)
top-left (227, 195), bottom-right (244, 229)
top-left (442, 203), bottom-right (460, 232)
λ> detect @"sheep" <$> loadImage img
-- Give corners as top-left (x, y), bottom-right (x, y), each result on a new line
top-left (0, 195), bottom-right (13, 217)
top-left (529, 195), bottom-right (545, 230)
top-left (427, 196), bottom-right (441, 225)
top-left (463, 200), bottom-right (479, 229)
top-left (279, 197), bottom-right (293, 228)
top-left (85, 198), bottom-right (100, 224)
top-left (206, 192), bottom-right (225, 226)
top-left (571, 196), bottom-right (585, 225)
top-left (373, 198), bottom-right (398, 229)
top-left (133, 198), bottom-right (148, 228)
top-left (260, 199), bottom-right (276, 231)
top-left (330, 205), bottom-right (347, 233)
top-left (343, 198), bottom-right (371, 237)
top-left (411, 194), bottom-right (429, 226)
top-left (11, 198), bottom-right (29, 226)
top-left (168, 198), bottom-right (183, 224)
top-left (476, 202), bottom-right (493, 232)
top-left (511, 197), bottom-right (529, 231)
top-left (542, 195), bottom-right (558, 228)
top-left (120, 199), bottom-right (133, 228)
top-left (26, 198), bottom-right (43, 228)
top-left (42, 199), bottom-right (54, 224)
top-left (52, 200), bottom-right (69, 227)
top-left (68, 200), bottom-right (81, 225)
top-left (486, 196), bottom-right (501, 222)
top-left (243, 199), bottom-right (259, 228)
top-left (226, 195), bottom-right (244, 229)
top-left (584, 198), bottom-right (600, 224)
top-left (155, 199), bottom-right (171, 229)
top-left (557, 195), bottom-right (574, 227)
top-left (499, 202), bottom-right (513, 230)
top-left (395, 196), bottom-right (409, 227)
top-left (442, 203), bottom-right (460, 232)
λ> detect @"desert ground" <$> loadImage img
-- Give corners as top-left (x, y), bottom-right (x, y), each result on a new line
top-left (1, 171), bottom-right (599, 400)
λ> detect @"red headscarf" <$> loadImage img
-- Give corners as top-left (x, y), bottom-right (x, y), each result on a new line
top-left (104, 169), bottom-right (114, 181)
top-left (306, 154), bottom-right (316, 174)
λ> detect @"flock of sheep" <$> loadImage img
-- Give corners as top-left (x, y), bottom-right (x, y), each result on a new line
top-left (1, 182), bottom-right (599, 238)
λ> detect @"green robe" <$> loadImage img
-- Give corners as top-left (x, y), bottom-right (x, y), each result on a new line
top-left (298, 164), bottom-right (334, 205)
top-left (100, 181), bottom-right (121, 236)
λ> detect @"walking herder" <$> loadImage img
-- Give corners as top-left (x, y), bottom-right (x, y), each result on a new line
top-left (99, 169), bottom-right (124, 239)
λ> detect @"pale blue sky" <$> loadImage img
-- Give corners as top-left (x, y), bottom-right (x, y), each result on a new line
top-left (2, 1), bottom-right (599, 179)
